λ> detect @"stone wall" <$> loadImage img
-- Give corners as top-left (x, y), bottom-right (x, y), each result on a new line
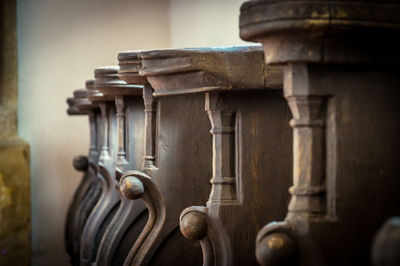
top-left (0, 1), bottom-right (31, 265)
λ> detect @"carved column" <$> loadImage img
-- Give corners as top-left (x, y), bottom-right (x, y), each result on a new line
top-left (142, 84), bottom-right (157, 171)
top-left (240, 1), bottom-right (400, 265)
top-left (205, 92), bottom-right (237, 210)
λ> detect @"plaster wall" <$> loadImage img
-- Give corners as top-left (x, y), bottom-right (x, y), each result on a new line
top-left (170, 0), bottom-right (249, 48)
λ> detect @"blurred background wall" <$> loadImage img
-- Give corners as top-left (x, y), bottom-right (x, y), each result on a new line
top-left (17, 0), bottom-right (248, 265)
top-left (170, 0), bottom-right (247, 47)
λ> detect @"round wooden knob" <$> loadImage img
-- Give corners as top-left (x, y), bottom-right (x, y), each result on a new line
top-left (372, 217), bottom-right (400, 266)
top-left (180, 211), bottom-right (208, 240)
top-left (120, 176), bottom-right (145, 200)
top-left (256, 232), bottom-right (297, 266)
top-left (73, 155), bottom-right (88, 171)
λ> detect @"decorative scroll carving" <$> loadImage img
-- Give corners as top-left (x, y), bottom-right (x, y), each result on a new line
top-left (119, 170), bottom-right (166, 266)
top-left (142, 84), bottom-right (157, 171)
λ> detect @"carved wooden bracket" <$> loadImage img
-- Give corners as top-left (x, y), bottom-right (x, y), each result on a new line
top-left (139, 46), bottom-right (266, 96)
top-left (119, 170), bottom-right (166, 266)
